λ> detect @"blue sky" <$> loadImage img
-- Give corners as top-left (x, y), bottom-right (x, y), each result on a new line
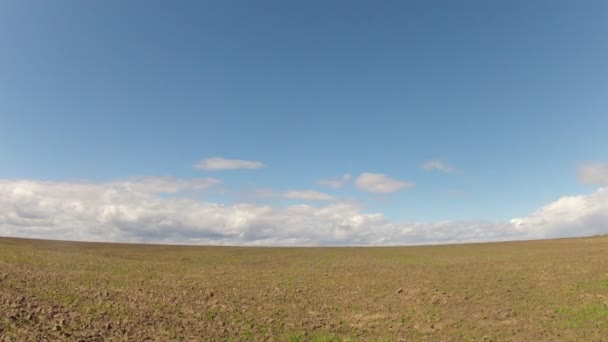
top-left (0, 1), bottom-right (607, 245)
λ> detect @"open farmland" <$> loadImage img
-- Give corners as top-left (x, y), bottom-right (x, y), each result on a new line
top-left (1, 236), bottom-right (608, 341)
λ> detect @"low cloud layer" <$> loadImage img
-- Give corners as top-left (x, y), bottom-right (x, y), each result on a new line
top-left (578, 163), bottom-right (608, 186)
top-left (1, 178), bottom-right (606, 246)
top-left (196, 157), bottom-right (265, 171)
top-left (355, 173), bottom-right (414, 193)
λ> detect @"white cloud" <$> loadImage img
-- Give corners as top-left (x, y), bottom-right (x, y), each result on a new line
top-left (578, 163), bottom-right (608, 186)
top-left (355, 173), bottom-right (414, 193)
top-left (283, 190), bottom-right (334, 201)
top-left (116, 177), bottom-right (221, 194)
top-left (318, 174), bottom-right (352, 189)
top-left (195, 157), bottom-right (264, 171)
top-left (0, 178), bottom-right (514, 246)
top-left (510, 187), bottom-right (608, 239)
top-left (1, 178), bottom-right (607, 246)
top-left (421, 160), bottom-right (458, 173)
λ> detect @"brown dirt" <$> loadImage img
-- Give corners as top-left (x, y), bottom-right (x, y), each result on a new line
top-left (2, 236), bottom-right (608, 341)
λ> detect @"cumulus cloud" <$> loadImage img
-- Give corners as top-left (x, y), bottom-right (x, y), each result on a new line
top-left (578, 163), bottom-right (608, 186)
top-left (421, 160), bottom-right (458, 173)
top-left (1, 178), bottom-right (607, 246)
top-left (355, 173), bottom-right (414, 193)
top-left (196, 157), bottom-right (264, 171)
top-left (318, 174), bottom-right (352, 189)
top-left (283, 190), bottom-right (334, 201)
top-left (511, 187), bottom-right (608, 239)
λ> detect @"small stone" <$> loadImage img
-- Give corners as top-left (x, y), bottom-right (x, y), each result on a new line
top-left (52, 325), bottom-right (62, 332)
top-left (396, 288), bottom-right (403, 294)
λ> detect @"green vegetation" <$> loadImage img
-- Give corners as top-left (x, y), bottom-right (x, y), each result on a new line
top-left (555, 303), bottom-right (608, 329)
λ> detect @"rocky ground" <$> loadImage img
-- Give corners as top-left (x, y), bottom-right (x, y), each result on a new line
top-left (1, 236), bottom-right (608, 341)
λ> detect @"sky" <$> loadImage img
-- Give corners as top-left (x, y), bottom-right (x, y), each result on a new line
top-left (0, 0), bottom-right (607, 245)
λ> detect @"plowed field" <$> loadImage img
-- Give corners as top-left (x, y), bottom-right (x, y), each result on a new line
top-left (2, 236), bottom-right (608, 341)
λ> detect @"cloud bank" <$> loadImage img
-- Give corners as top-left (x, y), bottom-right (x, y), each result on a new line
top-left (196, 157), bottom-right (264, 171)
top-left (511, 188), bottom-right (608, 239)
top-left (1, 178), bottom-right (606, 246)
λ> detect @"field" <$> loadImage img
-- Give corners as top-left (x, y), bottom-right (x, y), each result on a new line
top-left (1, 236), bottom-right (608, 341)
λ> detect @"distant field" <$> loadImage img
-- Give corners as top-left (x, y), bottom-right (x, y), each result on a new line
top-left (1, 236), bottom-right (608, 341)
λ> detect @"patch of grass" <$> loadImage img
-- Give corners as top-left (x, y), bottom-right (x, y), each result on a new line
top-left (555, 302), bottom-right (608, 329)
top-left (287, 332), bottom-right (354, 342)
top-left (45, 289), bottom-right (80, 306)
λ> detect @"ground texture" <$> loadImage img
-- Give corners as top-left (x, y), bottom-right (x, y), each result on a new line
top-left (1, 236), bottom-right (608, 341)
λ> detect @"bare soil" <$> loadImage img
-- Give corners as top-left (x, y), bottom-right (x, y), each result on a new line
top-left (2, 236), bottom-right (608, 341)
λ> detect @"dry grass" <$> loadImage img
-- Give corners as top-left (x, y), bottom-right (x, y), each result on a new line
top-left (2, 236), bottom-right (608, 341)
